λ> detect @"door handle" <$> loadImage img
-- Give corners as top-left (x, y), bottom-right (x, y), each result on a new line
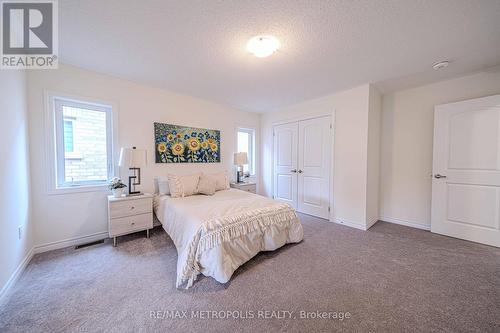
top-left (291, 169), bottom-right (297, 173)
top-left (434, 174), bottom-right (447, 179)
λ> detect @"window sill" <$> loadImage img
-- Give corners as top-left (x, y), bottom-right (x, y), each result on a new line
top-left (47, 183), bottom-right (110, 196)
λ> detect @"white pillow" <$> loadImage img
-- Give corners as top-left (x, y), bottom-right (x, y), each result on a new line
top-left (168, 173), bottom-right (201, 198)
top-left (206, 172), bottom-right (229, 191)
top-left (197, 173), bottom-right (216, 196)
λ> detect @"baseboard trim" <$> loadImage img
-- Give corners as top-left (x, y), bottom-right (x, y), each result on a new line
top-left (34, 231), bottom-right (109, 254)
top-left (366, 217), bottom-right (378, 230)
top-left (1, 231), bottom-right (109, 304)
top-left (333, 218), bottom-right (369, 231)
top-left (379, 216), bottom-right (430, 231)
top-left (0, 247), bottom-right (34, 305)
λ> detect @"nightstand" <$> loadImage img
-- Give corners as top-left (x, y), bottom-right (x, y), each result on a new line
top-left (230, 182), bottom-right (257, 194)
top-left (107, 193), bottom-right (153, 246)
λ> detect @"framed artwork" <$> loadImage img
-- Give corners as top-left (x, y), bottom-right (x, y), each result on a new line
top-left (154, 122), bottom-right (221, 163)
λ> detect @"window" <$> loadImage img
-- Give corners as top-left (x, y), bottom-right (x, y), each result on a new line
top-left (237, 128), bottom-right (255, 175)
top-left (53, 97), bottom-right (113, 188)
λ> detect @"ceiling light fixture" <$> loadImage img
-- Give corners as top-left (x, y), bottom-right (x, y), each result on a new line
top-left (247, 36), bottom-right (280, 58)
top-left (432, 60), bottom-right (450, 70)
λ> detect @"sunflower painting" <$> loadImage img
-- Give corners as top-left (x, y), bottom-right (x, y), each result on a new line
top-left (154, 122), bottom-right (221, 163)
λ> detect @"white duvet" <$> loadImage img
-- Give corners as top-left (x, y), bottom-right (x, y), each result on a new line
top-left (154, 189), bottom-right (303, 288)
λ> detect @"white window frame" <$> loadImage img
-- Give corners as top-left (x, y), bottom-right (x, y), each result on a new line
top-left (236, 127), bottom-right (256, 176)
top-left (44, 91), bottom-right (117, 195)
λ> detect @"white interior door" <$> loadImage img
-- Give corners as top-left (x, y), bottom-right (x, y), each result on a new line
top-left (273, 122), bottom-right (298, 208)
top-left (431, 94), bottom-right (500, 247)
top-left (297, 116), bottom-right (331, 219)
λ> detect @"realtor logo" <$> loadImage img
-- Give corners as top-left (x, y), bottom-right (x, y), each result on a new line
top-left (1, 0), bottom-right (58, 69)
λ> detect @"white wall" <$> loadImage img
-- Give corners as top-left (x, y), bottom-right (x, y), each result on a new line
top-left (261, 84), bottom-right (379, 230)
top-left (366, 85), bottom-right (382, 227)
top-left (380, 71), bottom-right (500, 229)
top-left (27, 64), bottom-right (260, 249)
top-left (0, 71), bottom-right (34, 297)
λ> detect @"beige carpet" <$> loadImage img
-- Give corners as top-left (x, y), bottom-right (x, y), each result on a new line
top-left (1, 213), bottom-right (499, 332)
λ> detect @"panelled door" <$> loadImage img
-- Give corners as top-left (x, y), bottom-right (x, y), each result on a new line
top-left (273, 122), bottom-right (298, 208)
top-left (431, 94), bottom-right (500, 247)
top-left (273, 116), bottom-right (331, 219)
top-left (297, 117), bottom-right (331, 218)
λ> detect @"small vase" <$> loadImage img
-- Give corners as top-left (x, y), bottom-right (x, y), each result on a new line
top-left (112, 188), bottom-right (124, 198)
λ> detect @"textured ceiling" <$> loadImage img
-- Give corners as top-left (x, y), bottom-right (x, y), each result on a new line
top-left (59, 0), bottom-right (500, 113)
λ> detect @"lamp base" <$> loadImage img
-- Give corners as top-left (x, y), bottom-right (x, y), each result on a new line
top-left (126, 192), bottom-right (143, 197)
top-left (128, 167), bottom-right (142, 196)
top-left (236, 168), bottom-right (244, 183)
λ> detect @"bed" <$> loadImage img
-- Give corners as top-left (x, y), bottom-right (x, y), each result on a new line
top-left (154, 188), bottom-right (303, 288)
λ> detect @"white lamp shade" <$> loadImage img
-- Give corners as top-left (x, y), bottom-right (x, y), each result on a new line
top-left (119, 147), bottom-right (147, 167)
top-left (234, 152), bottom-right (248, 166)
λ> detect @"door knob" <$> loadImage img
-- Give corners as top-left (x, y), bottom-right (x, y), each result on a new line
top-left (434, 174), bottom-right (447, 179)
top-left (298, 170), bottom-right (303, 173)
top-left (291, 169), bottom-right (297, 173)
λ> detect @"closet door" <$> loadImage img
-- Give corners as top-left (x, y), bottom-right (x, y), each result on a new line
top-left (273, 122), bottom-right (298, 208)
top-left (297, 116), bottom-right (331, 219)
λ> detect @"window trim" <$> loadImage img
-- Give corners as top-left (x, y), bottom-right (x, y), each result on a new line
top-left (236, 127), bottom-right (256, 176)
top-left (44, 91), bottom-right (118, 195)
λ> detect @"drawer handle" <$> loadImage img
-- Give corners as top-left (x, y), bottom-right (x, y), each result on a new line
top-left (131, 222), bottom-right (135, 226)
top-left (130, 206), bottom-right (135, 210)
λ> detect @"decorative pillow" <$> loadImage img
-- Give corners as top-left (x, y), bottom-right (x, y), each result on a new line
top-left (167, 173), bottom-right (201, 198)
top-left (155, 177), bottom-right (170, 195)
top-left (197, 173), bottom-right (216, 196)
top-left (207, 172), bottom-right (230, 191)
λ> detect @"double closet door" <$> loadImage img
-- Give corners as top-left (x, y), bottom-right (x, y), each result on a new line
top-left (273, 116), bottom-right (331, 219)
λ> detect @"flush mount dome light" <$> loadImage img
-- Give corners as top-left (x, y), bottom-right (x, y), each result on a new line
top-left (247, 35), bottom-right (280, 58)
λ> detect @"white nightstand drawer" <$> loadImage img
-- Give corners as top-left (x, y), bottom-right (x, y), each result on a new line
top-left (242, 184), bottom-right (257, 193)
top-left (109, 198), bottom-right (151, 218)
top-left (109, 213), bottom-right (153, 237)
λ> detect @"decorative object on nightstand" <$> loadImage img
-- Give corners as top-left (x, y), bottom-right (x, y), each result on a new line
top-left (233, 152), bottom-right (248, 183)
top-left (108, 177), bottom-right (127, 198)
top-left (230, 181), bottom-right (257, 194)
top-left (119, 147), bottom-right (147, 196)
top-left (107, 193), bottom-right (153, 247)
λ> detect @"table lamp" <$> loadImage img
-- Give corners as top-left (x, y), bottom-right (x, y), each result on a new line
top-left (119, 147), bottom-right (147, 196)
top-left (233, 152), bottom-right (248, 183)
